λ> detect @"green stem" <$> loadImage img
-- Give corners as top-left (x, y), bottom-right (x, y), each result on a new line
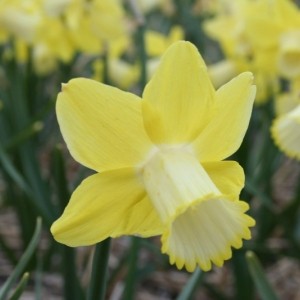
top-left (122, 237), bottom-right (140, 300)
top-left (177, 268), bottom-right (203, 300)
top-left (246, 251), bottom-right (279, 300)
top-left (87, 238), bottom-right (111, 300)
top-left (231, 250), bottom-right (254, 300)
top-left (128, 0), bottom-right (147, 90)
top-left (0, 218), bottom-right (42, 300)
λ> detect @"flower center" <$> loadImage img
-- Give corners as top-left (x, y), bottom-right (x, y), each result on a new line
top-left (139, 146), bottom-right (222, 224)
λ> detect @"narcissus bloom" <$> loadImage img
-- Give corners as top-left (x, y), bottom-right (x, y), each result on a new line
top-left (272, 78), bottom-right (300, 160)
top-left (51, 41), bottom-right (256, 272)
top-left (272, 104), bottom-right (300, 160)
top-left (245, 0), bottom-right (300, 79)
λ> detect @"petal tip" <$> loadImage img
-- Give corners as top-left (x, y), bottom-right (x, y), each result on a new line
top-left (61, 82), bottom-right (67, 92)
top-left (240, 71), bottom-right (254, 83)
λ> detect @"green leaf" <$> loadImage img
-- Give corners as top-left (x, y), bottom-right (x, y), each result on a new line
top-left (176, 268), bottom-right (203, 300)
top-left (0, 218), bottom-right (42, 300)
top-left (246, 251), bottom-right (279, 300)
top-left (87, 238), bottom-right (111, 300)
top-left (8, 273), bottom-right (29, 300)
top-left (122, 237), bottom-right (140, 300)
top-left (0, 146), bottom-right (53, 224)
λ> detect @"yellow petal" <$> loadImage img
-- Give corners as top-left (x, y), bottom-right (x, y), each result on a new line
top-left (51, 168), bottom-right (163, 246)
top-left (193, 72), bottom-right (256, 162)
top-left (245, 18), bottom-right (281, 49)
top-left (146, 30), bottom-right (168, 56)
top-left (271, 104), bottom-right (300, 160)
top-left (142, 41), bottom-right (215, 144)
top-left (203, 161), bottom-right (245, 199)
top-left (161, 198), bottom-right (255, 272)
top-left (278, 30), bottom-right (300, 79)
top-left (56, 78), bottom-right (153, 172)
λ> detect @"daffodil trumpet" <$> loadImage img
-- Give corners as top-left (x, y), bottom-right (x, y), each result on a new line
top-left (51, 41), bottom-right (256, 272)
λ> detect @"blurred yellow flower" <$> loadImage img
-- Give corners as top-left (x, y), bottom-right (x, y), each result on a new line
top-left (145, 26), bottom-right (184, 79)
top-left (0, 0), bottom-right (128, 75)
top-left (51, 41), bottom-right (256, 272)
top-left (32, 43), bottom-right (58, 75)
top-left (275, 79), bottom-right (300, 116)
top-left (245, 0), bottom-right (300, 79)
top-left (272, 78), bottom-right (300, 160)
top-left (208, 59), bottom-right (238, 89)
top-left (0, 2), bottom-right (41, 43)
top-left (66, 0), bottom-right (126, 54)
top-left (272, 104), bottom-right (300, 160)
top-left (146, 26), bottom-right (184, 57)
top-left (204, 0), bottom-right (269, 102)
top-left (92, 58), bottom-right (139, 89)
top-left (204, 0), bottom-right (300, 104)
top-left (37, 17), bottom-right (74, 64)
top-left (42, 0), bottom-right (72, 17)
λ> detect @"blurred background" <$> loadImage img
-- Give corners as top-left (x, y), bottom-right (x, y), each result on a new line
top-left (0, 0), bottom-right (300, 299)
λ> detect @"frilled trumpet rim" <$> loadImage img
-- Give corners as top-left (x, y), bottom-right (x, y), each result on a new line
top-left (271, 105), bottom-right (300, 160)
top-left (161, 196), bottom-right (255, 272)
top-left (140, 146), bottom-right (255, 271)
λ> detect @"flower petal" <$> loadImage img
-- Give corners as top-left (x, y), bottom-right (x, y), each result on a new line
top-left (56, 78), bottom-right (153, 172)
top-left (271, 104), bottom-right (300, 160)
top-left (51, 168), bottom-right (163, 246)
top-left (193, 72), bottom-right (256, 162)
top-left (278, 30), bottom-right (300, 79)
top-left (203, 161), bottom-right (245, 199)
top-left (161, 198), bottom-right (255, 272)
top-left (142, 41), bottom-right (215, 144)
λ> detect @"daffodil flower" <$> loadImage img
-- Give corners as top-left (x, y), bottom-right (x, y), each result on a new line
top-left (272, 104), bottom-right (300, 161)
top-left (51, 41), bottom-right (256, 272)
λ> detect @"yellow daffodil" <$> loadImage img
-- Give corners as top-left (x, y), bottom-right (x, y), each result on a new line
top-left (0, 3), bottom-right (41, 43)
top-left (204, 0), bottom-right (274, 104)
top-left (51, 41), bottom-right (256, 272)
top-left (245, 0), bottom-right (300, 79)
top-left (145, 26), bottom-right (184, 79)
top-left (208, 59), bottom-right (238, 89)
top-left (272, 78), bottom-right (300, 160)
top-left (42, 0), bottom-right (72, 17)
top-left (32, 43), bottom-right (58, 75)
top-left (275, 78), bottom-right (300, 116)
top-left (146, 26), bottom-right (184, 57)
top-left (66, 0), bottom-right (126, 53)
top-left (92, 58), bottom-right (138, 89)
top-left (37, 17), bottom-right (74, 64)
top-left (272, 104), bottom-right (300, 160)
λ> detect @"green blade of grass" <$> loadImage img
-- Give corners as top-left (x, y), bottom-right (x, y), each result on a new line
top-left (0, 218), bottom-right (42, 300)
top-left (232, 251), bottom-right (254, 300)
top-left (8, 273), bottom-right (30, 300)
top-left (122, 237), bottom-right (141, 300)
top-left (87, 238), bottom-right (111, 300)
top-left (177, 268), bottom-right (203, 300)
top-left (0, 146), bottom-right (52, 224)
top-left (52, 145), bottom-right (84, 300)
top-left (246, 251), bottom-right (279, 300)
